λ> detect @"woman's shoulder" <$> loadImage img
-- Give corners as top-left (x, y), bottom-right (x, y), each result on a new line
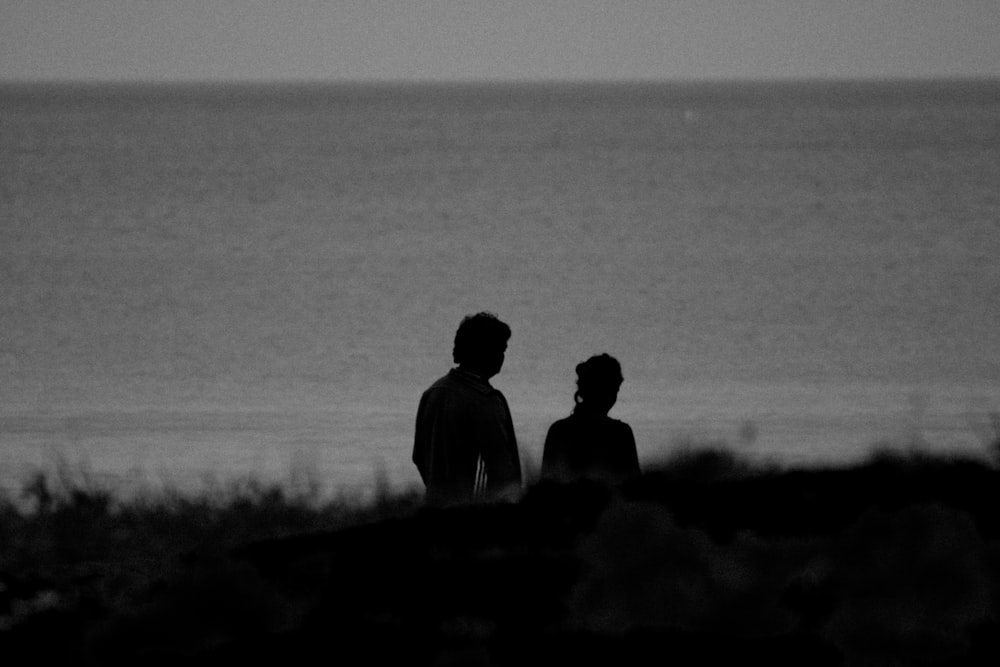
top-left (607, 416), bottom-right (633, 430)
top-left (602, 417), bottom-right (635, 443)
top-left (545, 415), bottom-right (575, 436)
top-left (548, 413), bottom-right (632, 435)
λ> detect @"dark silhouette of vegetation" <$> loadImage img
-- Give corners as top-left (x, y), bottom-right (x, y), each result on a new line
top-left (3, 442), bottom-right (1000, 665)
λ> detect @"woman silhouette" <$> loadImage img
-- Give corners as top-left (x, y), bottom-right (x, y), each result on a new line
top-left (541, 353), bottom-right (640, 484)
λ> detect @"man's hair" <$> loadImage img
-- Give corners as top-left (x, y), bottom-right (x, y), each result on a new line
top-left (453, 312), bottom-right (511, 365)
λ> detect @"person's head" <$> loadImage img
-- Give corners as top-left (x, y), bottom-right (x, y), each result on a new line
top-left (453, 312), bottom-right (511, 379)
top-left (573, 353), bottom-right (623, 416)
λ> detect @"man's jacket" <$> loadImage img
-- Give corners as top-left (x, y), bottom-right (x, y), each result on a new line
top-left (413, 368), bottom-right (521, 505)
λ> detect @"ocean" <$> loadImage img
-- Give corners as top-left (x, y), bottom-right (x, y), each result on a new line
top-left (2, 80), bottom-right (999, 499)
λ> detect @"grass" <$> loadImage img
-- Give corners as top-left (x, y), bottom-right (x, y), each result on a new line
top-left (0, 463), bottom-right (423, 646)
top-left (3, 438), bottom-right (1000, 665)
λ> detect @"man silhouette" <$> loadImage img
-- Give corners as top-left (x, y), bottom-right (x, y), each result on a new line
top-left (413, 312), bottom-right (522, 506)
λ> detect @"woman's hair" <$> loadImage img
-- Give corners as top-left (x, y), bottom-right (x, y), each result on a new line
top-left (574, 353), bottom-right (623, 406)
top-left (452, 312), bottom-right (511, 365)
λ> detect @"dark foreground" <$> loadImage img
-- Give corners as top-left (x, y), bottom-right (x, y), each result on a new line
top-left (4, 449), bottom-right (1000, 665)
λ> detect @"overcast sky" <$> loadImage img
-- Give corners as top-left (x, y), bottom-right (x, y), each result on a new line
top-left (2, 1), bottom-right (999, 83)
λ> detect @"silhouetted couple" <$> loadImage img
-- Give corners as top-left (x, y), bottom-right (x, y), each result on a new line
top-left (413, 312), bottom-right (639, 506)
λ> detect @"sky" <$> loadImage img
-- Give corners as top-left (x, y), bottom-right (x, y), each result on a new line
top-left (1, 1), bottom-right (1000, 83)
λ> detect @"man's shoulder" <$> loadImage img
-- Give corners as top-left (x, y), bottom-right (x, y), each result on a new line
top-left (421, 370), bottom-right (489, 403)
top-left (419, 373), bottom-right (456, 405)
top-left (425, 369), bottom-right (499, 395)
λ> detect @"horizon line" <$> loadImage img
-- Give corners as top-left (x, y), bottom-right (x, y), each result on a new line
top-left (2, 74), bottom-right (999, 88)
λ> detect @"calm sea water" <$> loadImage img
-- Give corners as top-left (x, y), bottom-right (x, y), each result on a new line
top-left (2, 80), bottom-right (999, 498)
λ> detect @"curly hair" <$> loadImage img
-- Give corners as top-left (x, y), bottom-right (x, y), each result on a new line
top-left (452, 312), bottom-right (511, 365)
